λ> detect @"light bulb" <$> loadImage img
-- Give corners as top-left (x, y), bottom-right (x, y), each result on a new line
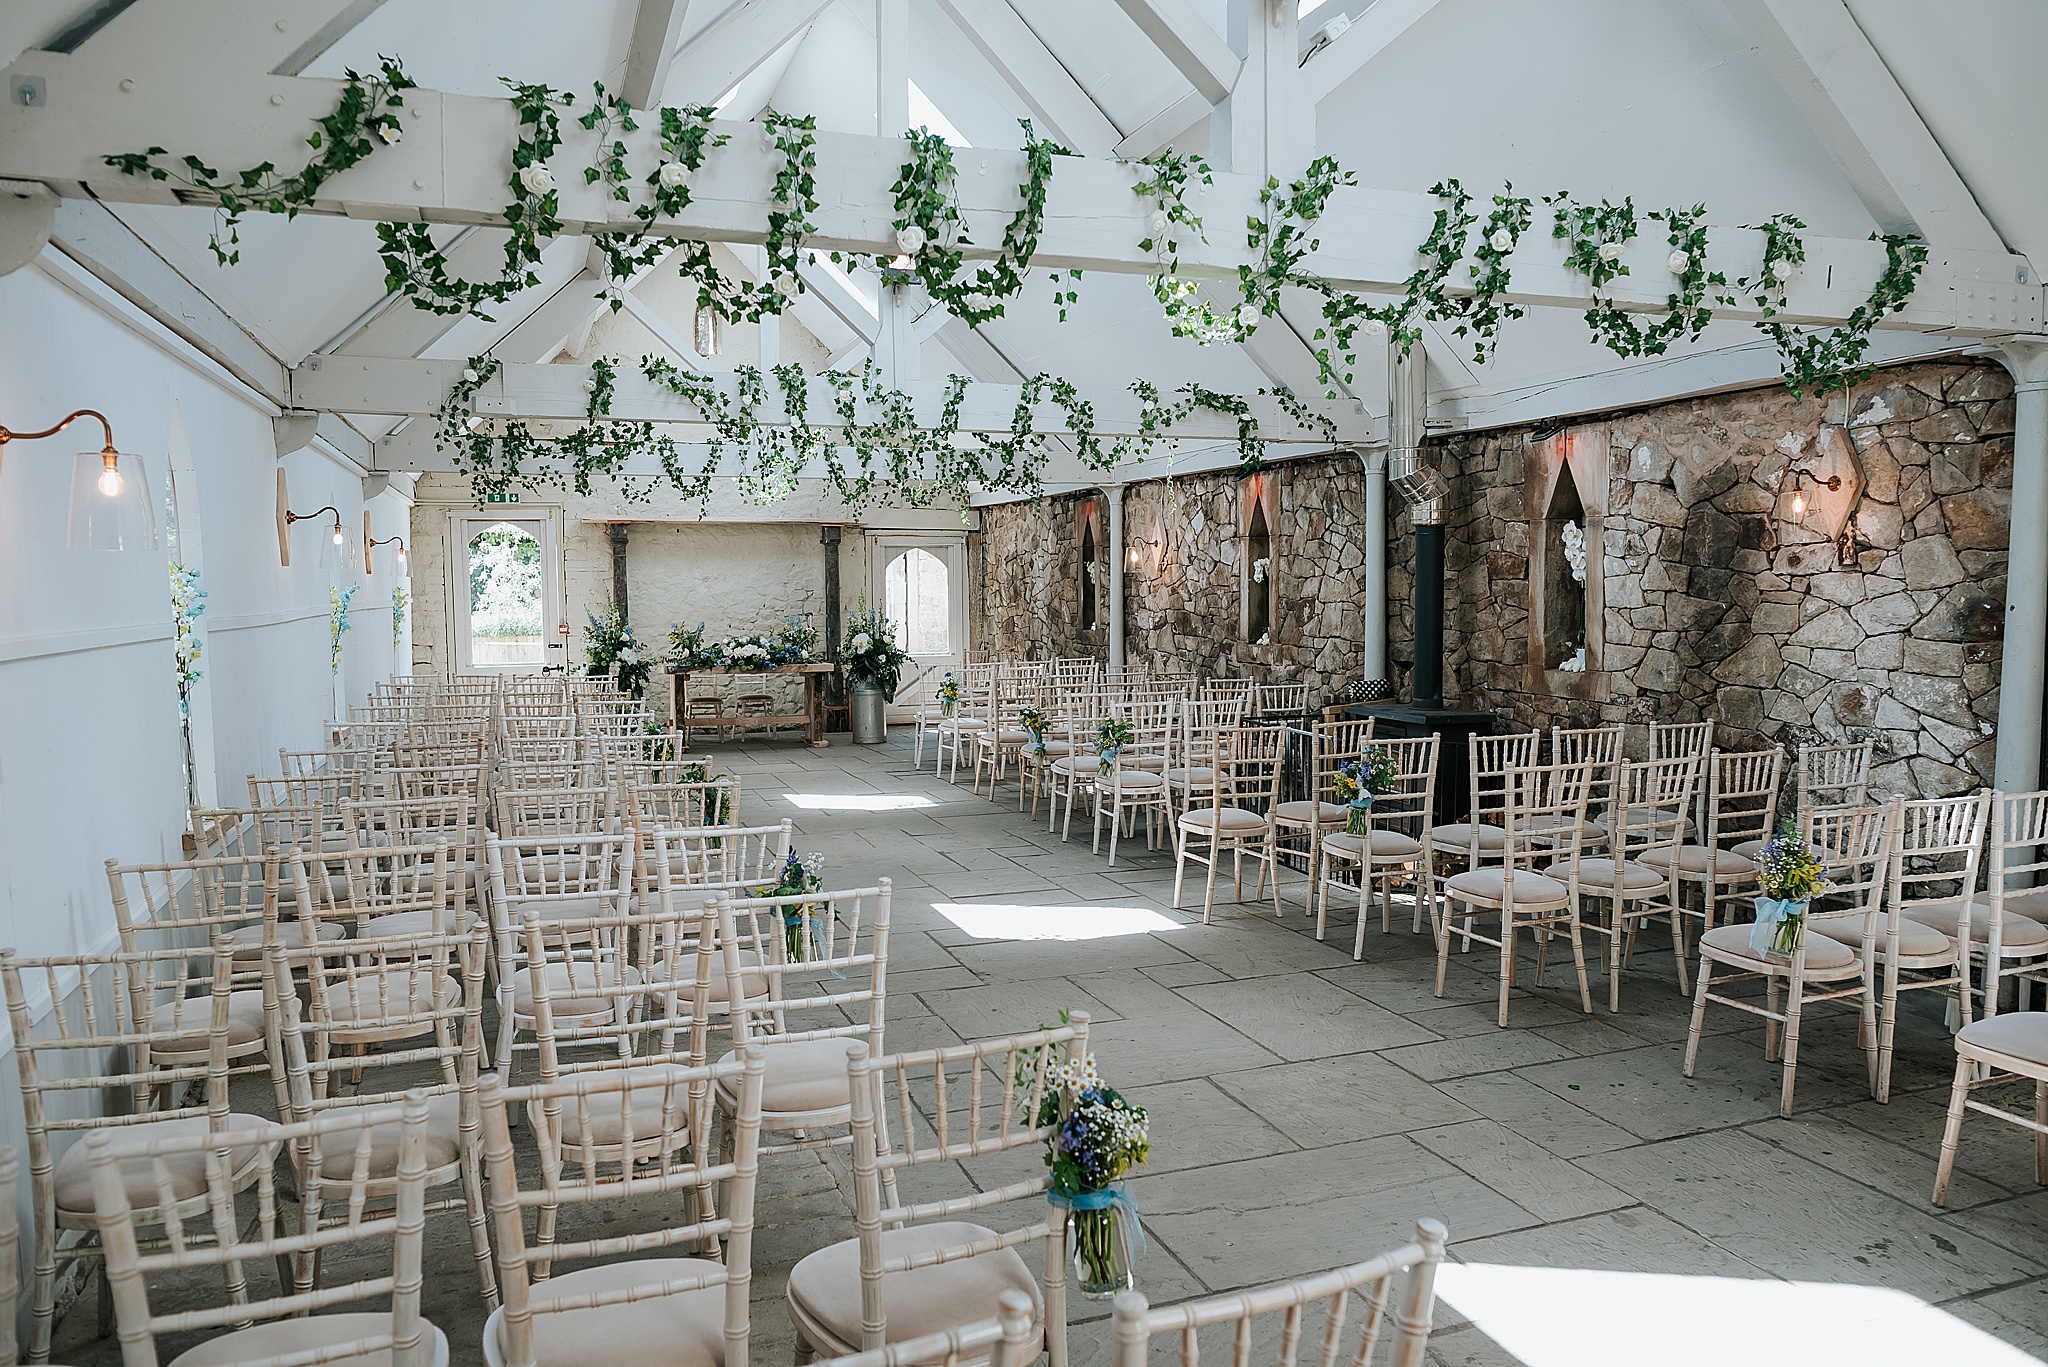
top-left (332, 525), bottom-right (345, 545)
top-left (1791, 489), bottom-right (1806, 516)
top-left (396, 547), bottom-right (407, 567)
top-left (97, 465), bottom-right (123, 497)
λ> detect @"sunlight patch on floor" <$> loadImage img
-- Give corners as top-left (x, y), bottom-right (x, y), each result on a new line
top-left (782, 792), bottom-right (936, 812)
top-left (1436, 1262), bottom-right (2043, 1367)
top-left (933, 902), bottom-right (1186, 941)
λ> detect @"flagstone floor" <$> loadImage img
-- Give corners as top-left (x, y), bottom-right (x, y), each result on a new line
top-left (56, 732), bottom-right (2048, 1366)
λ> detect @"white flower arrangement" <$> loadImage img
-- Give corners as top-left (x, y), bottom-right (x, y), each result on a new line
top-left (658, 160), bottom-right (689, 189)
top-left (1251, 556), bottom-right (1270, 584)
top-left (1560, 519), bottom-right (1589, 585)
top-left (518, 163), bottom-right (554, 196)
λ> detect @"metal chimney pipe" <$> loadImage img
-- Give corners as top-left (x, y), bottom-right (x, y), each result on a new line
top-left (1385, 346), bottom-right (1445, 708)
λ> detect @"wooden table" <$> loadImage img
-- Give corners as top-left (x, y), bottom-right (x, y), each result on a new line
top-left (670, 662), bottom-right (836, 748)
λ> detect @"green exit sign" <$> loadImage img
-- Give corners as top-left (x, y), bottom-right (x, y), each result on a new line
top-left (485, 492), bottom-right (520, 504)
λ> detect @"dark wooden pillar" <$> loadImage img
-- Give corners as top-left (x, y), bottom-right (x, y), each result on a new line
top-left (821, 525), bottom-right (843, 704)
top-left (608, 522), bottom-right (630, 618)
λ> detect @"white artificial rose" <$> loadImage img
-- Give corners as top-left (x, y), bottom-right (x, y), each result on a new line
top-left (850, 632), bottom-right (871, 653)
top-left (1597, 241), bottom-right (1623, 263)
top-left (658, 160), bottom-right (689, 189)
top-left (582, 378), bottom-right (597, 393)
top-left (1771, 258), bottom-right (1795, 282)
top-left (377, 124), bottom-right (401, 145)
top-left (1489, 227), bottom-right (1513, 253)
top-left (519, 163), bottom-right (555, 196)
top-left (1148, 210), bottom-right (1170, 240)
top-left (1362, 319), bottom-right (1387, 336)
top-left (462, 367), bottom-right (479, 384)
top-left (1236, 303), bottom-right (1259, 327)
top-left (1667, 250), bottom-right (1691, 274)
top-left (896, 224), bottom-right (927, 256)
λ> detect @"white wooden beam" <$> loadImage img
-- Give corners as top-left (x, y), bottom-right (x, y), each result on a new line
top-left (2, 60), bottom-right (2037, 335)
top-left (620, 0), bottom-right (691, 108)
top-left (929, 0), bottom-right (1124, 156)
top-left (1110, 0), bottom-right (1242, 105)
top-left (1113, 91), bottom-right (1209, 161)
top-left (1301, 0), bottom-right (1444, 105)
top-left (290, 354), bottom-right (1369, 441)
top-left (666, 0), bottom-right (831, 105)
top-left (1722, 0), bottom-right (2010, 256)
top-left (272, 0), bottom-right (393, 76)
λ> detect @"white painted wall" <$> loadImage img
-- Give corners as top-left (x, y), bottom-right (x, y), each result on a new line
top-left (0, 256), bottom-right (408, 963)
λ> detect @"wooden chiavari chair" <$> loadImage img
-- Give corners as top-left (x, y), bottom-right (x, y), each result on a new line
top-left (1172, 724), bottom-right (1285, 922)
top-left (1272, 717), bottom-right (1375, 910)
top-left (1092, 698), bottom-right (1176, 867)
top-left (484, 833), bottom-right (635, 1079)
top-left (1551, 755), bottom-right (1696, 1011)
top-left (1638, 748), bottom-right (1782, 941)
top-left (1913, 790), bottom-right (2048, 1019)
top-left (1428, 731), bottom-right (1540, 875)
top-left (1314, 734), bottom-right (1440, 956)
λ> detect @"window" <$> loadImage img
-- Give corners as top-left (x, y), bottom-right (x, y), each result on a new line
top-left (1245, 499), bottom-right (1274, 643)
top-left (884, 547), bottom-right (951, 655)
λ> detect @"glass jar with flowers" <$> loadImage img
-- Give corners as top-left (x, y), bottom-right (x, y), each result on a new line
top-left (761, 849), bottom-right (826, 961)
top-left (1019, 704), bottom-right (1049, 758)
top-left (935, 671), bottom-right (960, 718)
top-left (1751, 825), bottom-right (1830, 962)
top-left (1095, 717), bottom-right (1136, 777)
top-left (1331, 746), bottom-right (1400, 835)
top-left (1039, 1052), bottom-right (1150, 1299)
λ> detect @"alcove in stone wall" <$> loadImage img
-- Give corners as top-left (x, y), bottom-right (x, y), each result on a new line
top-left (1525, 425), bottom-right (1609, 700)
top-left (1239, 475), bottom-right (1279, 650)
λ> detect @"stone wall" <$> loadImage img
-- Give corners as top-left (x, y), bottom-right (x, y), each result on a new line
top-left (973, 357), bottom-right (2013, 800)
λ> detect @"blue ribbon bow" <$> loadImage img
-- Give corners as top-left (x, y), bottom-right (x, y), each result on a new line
top-left (1047, 1183), bottom-right (1147, 1253)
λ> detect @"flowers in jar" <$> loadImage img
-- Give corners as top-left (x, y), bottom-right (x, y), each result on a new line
top-left (1038, 1053), bottom-right (1149, 1298)
top-left (1095, 717), bottom-right (1136, 777)
top-left (1331, 745), bottom-right (1400, 834)
top-left (1751, 824), bottom-right (1831, 961)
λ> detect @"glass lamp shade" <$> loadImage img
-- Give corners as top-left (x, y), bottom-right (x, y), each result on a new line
top-left (67, 450), bottom-right (159, 552)
top-left (318, 521), bottom-right (359, 575)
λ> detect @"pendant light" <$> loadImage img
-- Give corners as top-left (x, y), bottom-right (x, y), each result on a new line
top-left (0, 410), bottom-right (160, 551)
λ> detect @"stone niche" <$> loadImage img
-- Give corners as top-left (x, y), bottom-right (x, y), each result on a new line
top-left (1239, 474), bottom-right (1279, 649)
top-left (1075, 496), bottom-right (1106, 643)
top-left (1524, 424), bottom-right (1609, 700)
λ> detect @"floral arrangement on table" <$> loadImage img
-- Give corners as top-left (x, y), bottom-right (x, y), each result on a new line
top-left (1095, 717), bottom-right (1136, 777)
top-left (761, 848), bottom-right (826, 962)
top-left (390, 584), bottom-right (409, 651)
top-left (1019, 705), bottom-right (1050, 758)
top-left (839, 604), bottom-right (910, 699)
top-left (667, 620), bottom-right (819, 672)
top-left (1751, 824), bottom-right (1831, 961)
top-left (1038, 1050), bottom-right (1150, 1298)
top-left (585, 601), bottom-right (652, 697)
top-left (328, 584), bottom-right (358, 676)
top-left (170, 562), bottom-right (206, 716)
top-left (1331, 746), bottom-right (1400, 834)
top-left (934, 671), bottom-right (960, 717)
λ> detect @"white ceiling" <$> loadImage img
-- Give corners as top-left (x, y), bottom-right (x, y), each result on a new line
top-left (9, 0), bottom-right (2036, 458)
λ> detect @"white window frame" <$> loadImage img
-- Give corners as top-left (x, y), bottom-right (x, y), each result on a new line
top-left (872, 534), bottom-right (967, 715)
top-left (448, 510), bottom-right (564, 675)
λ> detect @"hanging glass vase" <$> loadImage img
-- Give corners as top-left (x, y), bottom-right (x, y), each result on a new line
top-left (1749, 896), bottom-right (1809, 963)
top-left (1346, 793), bottom-right (1375, 836)
top-left (1061, 1192), bottom-right (1138, 1300)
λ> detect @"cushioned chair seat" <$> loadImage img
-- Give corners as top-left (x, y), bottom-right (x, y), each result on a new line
top-left (1322, 830), bottom-right (1423, 861)
top-left (1525, 819), bottom-right (1608, 845)
top-left (1997, 885), bottom-right (2048, 919)
top-left (321, 969), bottom-right (458, 1026)
top-left (361, 907), bottom-right (483, 939)
top-left (940, 719), bottom-right (989, 732)
top-left (1101, 770), bottom-right (1165, 789)
top-left (654, 949), bottom-right (769, 1002)
top-left (1905, 900), bottom-right (2048, 950)
top-left (1698, 921), bottom-right (1857, 972)
top-left (1038, 740), bottom-right (1076, 757)
top-left (1049, 756), bottom-right (1097, 776)
top-left (543, 1066), bottom-right (695, 1149)
top-left (788, 1221), bottom-right (1041, 1354)
top-left (1444, 867), bottom-right (1568, 905)
top-left (1730, 838), bottom-right (1766, 859)
top-left (486, 1259), bottom-right (724, 1367)
top-left (1811, 916), bottom-right (1955, 959)
top-left (1597, 808), bottom-right (1696, 838)
top-left (717, 1036), bottom-right (862, 1117)
top-left (1177, 807), bottom-right (1269, 833)
top-left (1429, 823), bottom-right (1507, 852)
top-left (1163, 767), bottom-right (1215, 786)
top-left (53, 1114), bottom-right (270, 1216)
top-left (315, 1092), bottom-right (465, 1180)
top-left (227, 919), bottom-right (347, 959)
top-left (172, 1313), bottom-right (449, 1367)
top-left (1636, 845), bottom-right (1758, 879)
top-left (1956, 1011), bottom-right (2048, 1068)
top-left (990, 728), bottom-right (1030, 745)
top-left (500, 894), bottom-right (620, 923)
top-left (1552, 857), bottom-right (1668, 893)
top-left (1272, 800), bottom-right (1345, 825)
top-left (148, 989), bottom-right (268, 1055)
top-left (513, 961), bottom-right (644, 1018)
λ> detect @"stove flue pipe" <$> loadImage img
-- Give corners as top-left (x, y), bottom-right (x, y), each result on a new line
top-left (1385, 346), bottom-right (1446, 708)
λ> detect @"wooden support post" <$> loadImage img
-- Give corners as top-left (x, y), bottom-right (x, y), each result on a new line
top-left (822, 524), bottom-right (844, 706)
top-left (608, 522), bottom-right (630, 619)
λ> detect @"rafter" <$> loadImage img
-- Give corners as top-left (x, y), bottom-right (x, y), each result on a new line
top-left (2, 61), bottom-right (2036, 335)
top-left (619, 0), bottom-right (691, 108)
top-left (930, 0), bottom-right (1123, 157)
top-left (1109, 0), bottom-right (1241, 105)
top-left (1723, 0), bottom-right (2010, 256)
top-left (1300, 0), bottom-right (1445, 104)
top-left (665, 0), bottom-right (830, 105)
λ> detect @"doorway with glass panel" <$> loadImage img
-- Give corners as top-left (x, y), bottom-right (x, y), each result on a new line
top-left (873, 536), bottom-right (965, 719)
top-left (450, 513), bottom-right (564, 675)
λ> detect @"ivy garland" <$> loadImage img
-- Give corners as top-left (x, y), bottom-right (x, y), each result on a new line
top-left (889, 121), bottom-right (1077, 327)
top-left (673, 111), bottom-right (819, 324)
top-left (1133, 150), bottom-right (1238, 343)
top-left (103, 57), bottom-right (415, 266)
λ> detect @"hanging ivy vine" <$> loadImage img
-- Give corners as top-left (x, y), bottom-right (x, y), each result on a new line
top-left (889, 121), bottom-right (1076, 327)
top-left (103, 57), bottom-right (415, 266)
top-left (672, 110), bottom-right (819, 324)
